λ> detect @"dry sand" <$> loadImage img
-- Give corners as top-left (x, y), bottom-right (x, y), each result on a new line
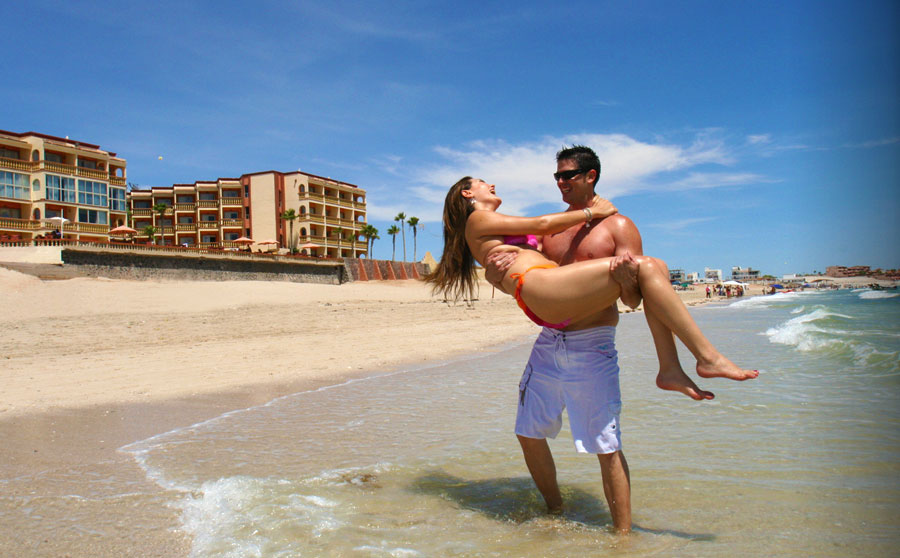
top-left (0, 267), bottom-right (712, 417)
top-left (0, 268), bottom-right (713, 556)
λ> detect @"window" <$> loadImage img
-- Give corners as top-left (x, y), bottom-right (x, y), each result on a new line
top-left (109, 187), bottom-right (126, 211)
top-left (0, 147), bottom-right (19, 159)
top-left (222, 190), bottom-right (240, 198)
top-left (0, 171), bottom-right (29, 200)
top-left (200, 214), bottom-right (216, 222)
top-left (45, 152), bottom-right (63, 163)
top-left (199, 192), bottom-right (217, 201)
top-left (78, 208), bottom-right (108, 225)
top-left (223, 211), bottom-right (239, 219)
top-left (46, 174), bottom-right (77, 203)
top-left (177, 195), bottom-right (194, 203)
top-left (178, 216), bottom-right (194, 224)
top-left (78, 180), bottom-right (108, 207)
top-left (226, 232), bottom-right (240, 240)
top-left (0, 207), bottom-right (21, 218)
top-left (77, 159), bottom-right (97, 169)
top-left (32, 179), bottom-right (40, 191)
top-left (201, 234), bottom-right (217, 243)
top-left (133, 200), bottom-right (151, 209)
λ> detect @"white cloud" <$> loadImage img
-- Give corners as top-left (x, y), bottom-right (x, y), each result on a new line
top-left (647, 216), bottom-right (718, 233)
top-left (843, 137), bottom-right (900, 149)
top-left (746, 134), bottom-right (772, 145)
top-left (365, 131), bottom-right (773, 223)
top-left (663, 172), bottom-right (775, 191)
top-left (406, 132), bottom-right (750, 216)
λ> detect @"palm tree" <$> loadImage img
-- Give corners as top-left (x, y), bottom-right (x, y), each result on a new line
top-left (152, 202), bottom-right (169, 245)
top-left (368, 227), bottom-right (380, 258)
top-left (387, 224), bottom-right (400, 261)
top-left (407, 216), bottom-right (420, 261)
top-left (142, 225), bottom-right (158, 245)
top-left (281, 209), bottom-right (298, 253)
top-left (394, 212), bottom-right (406, 261)
top-left (360, 224), bottom-right (379, 258)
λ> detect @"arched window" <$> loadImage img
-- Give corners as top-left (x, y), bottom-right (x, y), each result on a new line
top-left (31, 150), bottom-right (39, 162)
top-left (300, 206), bottom-right (306, 215)
top-left (32, 179), bottom-right (40, 191)
top-left (33, 208), bottom-right (41, 219)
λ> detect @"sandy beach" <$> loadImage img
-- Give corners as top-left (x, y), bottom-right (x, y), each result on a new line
top-left (0, 268), bottom-right (711, 556)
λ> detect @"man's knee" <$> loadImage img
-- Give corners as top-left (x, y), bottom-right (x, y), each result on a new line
top-left (596, 450), bottom-right (625, 468)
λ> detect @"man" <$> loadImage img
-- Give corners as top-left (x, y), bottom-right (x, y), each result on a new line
top-left (486, 145), bottom-right (710, 532)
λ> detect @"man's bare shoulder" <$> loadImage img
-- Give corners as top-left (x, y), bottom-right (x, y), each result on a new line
top-left (600, 213), bottom-right (637, 231)
top-left (600, 213), bottom-right (643, 255)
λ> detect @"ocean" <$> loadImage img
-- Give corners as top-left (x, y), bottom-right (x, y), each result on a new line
top-left (112, 289), bottom-right (900, 556)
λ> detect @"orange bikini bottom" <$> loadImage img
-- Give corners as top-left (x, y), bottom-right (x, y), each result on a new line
top-left (509, 264), bottom-right (572, 329)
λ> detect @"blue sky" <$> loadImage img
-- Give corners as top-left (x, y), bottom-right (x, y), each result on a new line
top-left (5, 0), bottom-right (898, 276)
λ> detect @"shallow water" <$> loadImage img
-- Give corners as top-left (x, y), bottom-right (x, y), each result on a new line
top-left (23, 290), bottom-right (900, 556)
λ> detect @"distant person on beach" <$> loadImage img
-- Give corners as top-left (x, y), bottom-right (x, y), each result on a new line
top-left (424, 146), bottom-right (757, 533)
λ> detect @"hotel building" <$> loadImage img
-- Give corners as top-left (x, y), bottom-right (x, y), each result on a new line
top-left (0, 130), bottom-right (127, 240)
top-left (128, 170), bottom-right (368, 258)
top-left (825, 265), bottom-right (871, 277)
top-left (731, 266), bottom-right (761, 281)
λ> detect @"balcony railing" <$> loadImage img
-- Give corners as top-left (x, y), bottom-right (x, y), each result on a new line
top-left (0, 217), bottom-right (111, 234)
top-left (175, 203), bottom-right (196, 211)
top-left (176, 223), bottom-right (197, 231)
top-left (0, 217), bottom-right (40, 231)
top-left (0, 157), bottom-right (32, 173)
top-left (221, 197), bottom-right (242, 206)
top-left (132, 208), bottom-right (152, 216)
top-left (220, 219), bottom-right (242, 227)
top-left (0, 158), bottom-right (127, 184)
top-left (198, 220), bottom-right (218, 229)
top-left (197, 200), bottom-right (218, 208)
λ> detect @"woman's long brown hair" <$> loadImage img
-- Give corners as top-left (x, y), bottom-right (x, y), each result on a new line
top-left (422, 176), bottom-right (477, 301)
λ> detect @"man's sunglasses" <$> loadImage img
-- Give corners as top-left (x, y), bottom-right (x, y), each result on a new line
top-left (553, 168), bottom-right (589, 182)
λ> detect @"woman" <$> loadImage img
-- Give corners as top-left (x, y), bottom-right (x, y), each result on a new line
top-left (425, 176), bottom-right (757, 390)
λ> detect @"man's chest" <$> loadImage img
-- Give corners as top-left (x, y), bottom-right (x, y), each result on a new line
top-left (542, 223), bottom-right (617, 265)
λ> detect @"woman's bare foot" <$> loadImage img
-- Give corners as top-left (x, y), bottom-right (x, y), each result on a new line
top-left (657, 366), bottom-right (715, 400)
top-left (696, 354), bottom-right (759, 381)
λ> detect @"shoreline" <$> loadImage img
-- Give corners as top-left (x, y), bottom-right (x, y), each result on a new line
top-left (0, 270), bottom-right (728, 556)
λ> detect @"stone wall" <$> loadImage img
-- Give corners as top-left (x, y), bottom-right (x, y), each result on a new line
top-left (61, 249), bottom-right (347, 284)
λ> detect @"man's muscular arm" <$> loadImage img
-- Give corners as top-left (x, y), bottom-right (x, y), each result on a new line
top-left (484, 247), bottom-right (517, 294)
top-left (606, 215), bottom-right (644, 309)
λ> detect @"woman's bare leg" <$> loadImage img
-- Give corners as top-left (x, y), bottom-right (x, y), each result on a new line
top-left (635, 257), bottom-right (758, 381)
top-left (641, 258), bottom-right (715, 400)
top-left (518, 256), bottom-right (756, 381)
top-left (645, 306), bottom-right (715, 399)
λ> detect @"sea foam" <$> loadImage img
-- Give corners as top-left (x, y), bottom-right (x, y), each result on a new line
top-left (858, 290), bottom-right (898, 300)
top-left (765, 308), bottom-right (852, 351)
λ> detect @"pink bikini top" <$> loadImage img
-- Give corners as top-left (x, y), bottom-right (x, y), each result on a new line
top-left (503, 234), bottom-right (539, 249)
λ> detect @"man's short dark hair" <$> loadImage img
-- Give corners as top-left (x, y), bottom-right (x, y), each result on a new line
top-left (556, 145), bottom-right (601, 186)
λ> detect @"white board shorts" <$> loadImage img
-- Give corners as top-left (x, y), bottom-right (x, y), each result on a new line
top-left (515, 326), bottom-right (622, 454)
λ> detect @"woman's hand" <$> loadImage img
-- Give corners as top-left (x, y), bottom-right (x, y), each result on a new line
top-left (590, 196), bottom-right (618, 219)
